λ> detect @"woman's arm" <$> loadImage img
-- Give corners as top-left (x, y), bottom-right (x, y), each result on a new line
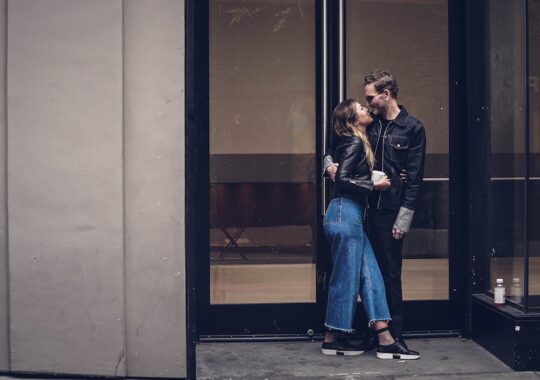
top-left (335, 139), bottom-right (374, 197)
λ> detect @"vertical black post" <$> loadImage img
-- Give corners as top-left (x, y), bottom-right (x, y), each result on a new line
top-left (185, 0), bottom-right (210, 377)
top-left (318, 0), bottom-right (344, 332)
top-left (315, 0), bottom-right (327, 323)
top-left (464, 0), bottom-right (491, 336)
top-left (448, 0), bottom-right (468, 336)
top-left (327, 0), bottom-right (342, 135)
top-left (523, 0), bottom-right (530, 313)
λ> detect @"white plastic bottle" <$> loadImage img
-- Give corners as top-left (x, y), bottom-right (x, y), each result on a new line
top-left (510, 277), bottom-right (523, 303)
top-left (494, 278), bottom-right (505, 307)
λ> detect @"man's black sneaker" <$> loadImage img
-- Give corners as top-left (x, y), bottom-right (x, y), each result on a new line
top-left (363, 335), bottom-right (378, 352)
top-left (321, 337), bottom-right (366, 356)
top-left (376, 341), bottom-right (420, 360)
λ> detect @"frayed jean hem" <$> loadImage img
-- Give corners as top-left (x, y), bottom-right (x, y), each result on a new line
top-left (324, 323), bottom-right (355, 334)
top-left (368, 318), bottom-right (392, 328)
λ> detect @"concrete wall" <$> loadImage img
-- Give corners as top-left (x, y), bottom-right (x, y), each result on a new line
top-left (0, 0), bottom-right (8, 372)
top-left (124, 0), bottom-right (185, 377)
top-left (2, 0), bottom-right (186, 377)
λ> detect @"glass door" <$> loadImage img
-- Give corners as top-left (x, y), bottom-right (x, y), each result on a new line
top-left (344, 0), bottom-right (457, 332)
top-left (202, 0), bottom-right (322, 336)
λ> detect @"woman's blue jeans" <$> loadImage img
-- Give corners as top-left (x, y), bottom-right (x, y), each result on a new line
top-left (323, 197), bottom-right (391, 333)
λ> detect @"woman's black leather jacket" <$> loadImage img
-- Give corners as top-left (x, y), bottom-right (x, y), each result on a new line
top-left (331, 135), bottom-right (373, 206)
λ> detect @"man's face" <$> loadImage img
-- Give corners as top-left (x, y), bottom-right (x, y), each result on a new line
top-left (364, 83), bottom-right (386, 116)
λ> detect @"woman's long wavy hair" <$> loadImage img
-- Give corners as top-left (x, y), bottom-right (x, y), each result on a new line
top-left (332, 99), bottom-right (375, 169)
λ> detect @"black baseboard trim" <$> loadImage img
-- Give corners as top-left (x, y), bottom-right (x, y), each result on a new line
top-left (199, 330), bottom-right (460, 343)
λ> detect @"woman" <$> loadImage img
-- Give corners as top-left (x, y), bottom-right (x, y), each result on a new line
top-left (321, 99), bottom-right (419, 360)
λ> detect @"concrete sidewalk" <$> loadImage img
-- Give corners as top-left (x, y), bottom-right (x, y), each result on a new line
top-left (197, 337), bottom-right (540, 379)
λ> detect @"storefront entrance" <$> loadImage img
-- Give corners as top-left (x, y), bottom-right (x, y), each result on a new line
top-left (195, 0), bottom-right (466, 338)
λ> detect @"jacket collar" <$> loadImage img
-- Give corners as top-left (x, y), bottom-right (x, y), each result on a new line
top-left (392, 105), bottom-right (409, 127)
top-left (374, 105), bottom-right (409, 127)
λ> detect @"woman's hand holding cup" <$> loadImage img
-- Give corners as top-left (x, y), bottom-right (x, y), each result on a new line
top-left (372, 170), bottom-right (391, 191)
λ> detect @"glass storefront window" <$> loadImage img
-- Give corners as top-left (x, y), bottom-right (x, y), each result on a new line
top-left (485, 0), bottom-right (540, 310)
top-left (346, 0), bottom-right (449, 300)
top-left (487, 0), bottom-right (527, 307)
top-left (487, 0), bottom-right (528, 305)
top-left (209, 0), bottom-right (316, 304)
top-left (528, 0), bottom-right (540, 309)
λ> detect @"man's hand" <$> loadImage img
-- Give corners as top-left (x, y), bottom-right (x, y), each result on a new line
top-left (400, 169), bottom-right (408, 183)
top-left (392, 227), bottom-right (406, 240)
top-left (326, 163), bottom-right (338, 182)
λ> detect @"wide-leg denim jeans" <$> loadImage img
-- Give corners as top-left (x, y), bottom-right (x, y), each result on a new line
top-left (323, 197), bottom-right (391, 333)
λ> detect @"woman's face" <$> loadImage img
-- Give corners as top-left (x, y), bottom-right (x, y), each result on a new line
top-left (355, 102), bottom-right (373, 126)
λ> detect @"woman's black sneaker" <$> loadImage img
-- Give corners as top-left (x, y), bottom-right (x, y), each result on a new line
top-left (395, 337), bottom-right (409, 349)
top-left (376, 341), bottom-right (420, 360)
top-left (321, 337), bottom-right (365, 356)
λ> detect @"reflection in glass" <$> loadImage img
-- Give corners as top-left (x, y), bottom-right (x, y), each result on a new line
top-left (209, 0), bottom-right (316, 304)
top-left (346, 0), bottom-right (449, 300)
top-left (487, 0), bottom-right (526, 306)
top-left (528, 0), bottom-right (540, 308)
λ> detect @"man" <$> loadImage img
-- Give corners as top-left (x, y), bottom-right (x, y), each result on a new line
top-left (325, 69), bottom-right (426, 351)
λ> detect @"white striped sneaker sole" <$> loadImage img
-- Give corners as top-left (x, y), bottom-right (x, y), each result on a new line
top-left (376, 352), bottom-right (420, 360)
top-left (321, 348), bottom-right (365, 356)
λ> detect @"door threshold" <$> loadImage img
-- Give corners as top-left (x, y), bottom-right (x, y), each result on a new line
top-left (199, 334), bottom-right (322, 343)
top-left (199, 330), bottom-right (460, 343)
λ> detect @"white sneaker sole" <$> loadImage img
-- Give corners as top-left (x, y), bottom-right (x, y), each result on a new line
top-left (376, 352), bottom-right (420, 360)
top-left (321, 348), bottom-right (365, 356)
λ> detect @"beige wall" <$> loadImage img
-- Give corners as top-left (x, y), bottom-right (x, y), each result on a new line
top-left (124, 0), bottom-right (186, 377)
top-left (0, 0), bottom-right (8, 372)
top-left (2, 0), bottom-right (186, 377)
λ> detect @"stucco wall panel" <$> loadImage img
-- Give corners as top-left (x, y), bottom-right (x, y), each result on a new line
top-left (7, 0), bottom-right (125, 376)
top-left (0, 0), bottom-right (8, 371)
top-left (124, 0), bottom-right (186, 377)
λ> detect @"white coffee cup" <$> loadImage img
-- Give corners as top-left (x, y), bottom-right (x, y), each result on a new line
top-left (371, 170), bottom-right (386, 182)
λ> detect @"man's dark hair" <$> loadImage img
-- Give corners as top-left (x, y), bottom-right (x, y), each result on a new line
top-left (364, 69), bottom-right (398, 98)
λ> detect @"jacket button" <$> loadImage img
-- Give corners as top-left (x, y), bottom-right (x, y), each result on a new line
top-left (397, 144), bottom-right (400, 147)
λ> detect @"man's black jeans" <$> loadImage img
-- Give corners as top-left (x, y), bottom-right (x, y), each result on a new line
top-left (366, 208), bottom-right (405, 338)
